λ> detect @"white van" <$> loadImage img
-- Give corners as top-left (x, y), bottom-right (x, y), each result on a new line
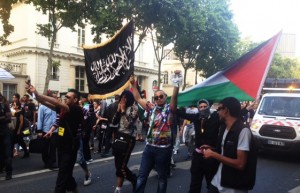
top-left (250, 93), bottom-right (300, 152)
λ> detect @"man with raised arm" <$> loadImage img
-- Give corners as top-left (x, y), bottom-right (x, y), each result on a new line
top-left (26, 83), bottom-right (83, 193)
top-left (131, 70), bottom-right (182, 193)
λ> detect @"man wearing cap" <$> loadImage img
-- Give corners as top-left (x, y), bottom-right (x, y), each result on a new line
top-left (177, 99), bottom-right (220, 193)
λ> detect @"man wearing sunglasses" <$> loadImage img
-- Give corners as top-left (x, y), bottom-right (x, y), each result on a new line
top-left (130, 71), bottom-right (181, 193)
top-left (25, 83), bottom-right (83, 193)
top-left (177, 99), bottom-right (220, 193)
top-left (201, 97), bottom-right (257, 193)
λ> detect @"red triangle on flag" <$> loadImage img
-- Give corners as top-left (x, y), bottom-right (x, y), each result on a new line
top-left (224, 32), bottom-right (281, 99)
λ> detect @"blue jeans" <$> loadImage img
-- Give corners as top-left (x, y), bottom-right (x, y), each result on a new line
top-left (77, 138), bottom-right (87, 168)
top-left (135, 144), bottom-right (172, 193)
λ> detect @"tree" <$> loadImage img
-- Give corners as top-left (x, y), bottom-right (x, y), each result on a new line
top-left (2, 0), bottom-right (240, 92)
top-left (172, 0), bottom-right (205, 90)
top-left (0, 0), bottom-right (19, 45)
top-left (144, 1), bottom-right (186, 89)
top-left (235, 37), bottom-right (259, 57)
top-left (291, 59), bottom-right (300, 78)
top-left (86, 0), bottom-right (187, 89)
top-left (174, 0), bottom-right (239, 90)
top-left (267, 53), bottom-right (300, 79)
top-left (1, 0), bottom-right (88, 94)
top-left (234, 38), bottom-right (300, 80)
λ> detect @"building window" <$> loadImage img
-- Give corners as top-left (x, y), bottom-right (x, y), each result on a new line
top-left (75, 66), bottom-right (85, 92)
top-left (138, 42), bottom-right (144, 62)
top-left (163, 71), bottom-right (168, 84)
top-left (164, 49), bottom-right (170, 60)
top-left (137, 76), bottom-right (144, 87)
top-left (78, 27), bottom-right (85, 47)
top-left (50, 66), bottom-right (59, 80)
top-left (163, 49), bottom-right (178, 60)
top-left (2, 84), bottom-right (17, 103)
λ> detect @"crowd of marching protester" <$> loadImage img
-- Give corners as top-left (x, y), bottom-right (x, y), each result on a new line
top-left (0, 71), bottom-right (257, 193)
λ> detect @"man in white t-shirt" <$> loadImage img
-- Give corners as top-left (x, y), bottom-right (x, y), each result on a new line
top-left (201, 97), bottom-right (257, 193)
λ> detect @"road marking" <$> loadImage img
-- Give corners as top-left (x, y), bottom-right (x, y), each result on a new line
top-left (0, 143), bottom-right (187, 181)
top-left (288, 186), bottom-right (300, 193)
top-left (0, 150), bottom-right (144, 181)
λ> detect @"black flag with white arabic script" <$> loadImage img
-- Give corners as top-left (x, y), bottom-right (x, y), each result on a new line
top-left (83, 21), bottom-right (134, 99)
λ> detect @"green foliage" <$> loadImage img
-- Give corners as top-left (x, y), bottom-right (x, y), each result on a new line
top-left (85, 0), bottom-right (183, 45)
top-left (1, 0), bottom-right (87, 44)
top-left (230, 38), bottom-right (300, 80)
top-left (36, 24), bottom-right (52, 38)
top-left (195, 0), bottom-right (239, 78)
top-left (235, 38), bottom-right (260, 57)
top-left (1, 0), bottom-right (89, 93)
top-left (267, 53), bottom-right (300, 79)
top-left (85, 0), bottom-right (134, 43)
top-left (84, 0), bottom-right (193, 88)
top-left (1, 0), bottom-right (257, 92)
top-left (0, 0), bottom-right (20, 45)
top-left (291, 61), bottom-right (300, 78)
top-left (52, 60), bottom-right (61, 68)
top-left (172, 0), bottom-right (239, 89)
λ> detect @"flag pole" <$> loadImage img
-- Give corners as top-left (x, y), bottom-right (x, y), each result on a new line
top-left (256, 31), bottom-right (282, 100)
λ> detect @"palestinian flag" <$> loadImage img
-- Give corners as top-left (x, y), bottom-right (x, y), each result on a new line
top-left (177, 32), bottom-right (282, 107)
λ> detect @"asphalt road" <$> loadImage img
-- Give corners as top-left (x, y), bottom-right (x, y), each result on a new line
top-left (1, 142), bottom-right (300, 193)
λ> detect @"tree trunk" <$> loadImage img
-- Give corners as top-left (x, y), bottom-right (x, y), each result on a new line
top-left (158, 60), bottom-right (162, 90)
top-left (195, 69), bottom-right (198, 85)
top-left (43, 29), bottom-right (56, 95)
top-left (182, 67), bottom-right (188, 91)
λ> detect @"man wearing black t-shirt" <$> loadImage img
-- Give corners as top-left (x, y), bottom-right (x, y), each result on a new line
top-left (22, 94), bottom-right (36, 126)
top-left (177, 99), bottom-right (220, 193)
top-left (26, 84), bottom-right (83, 193)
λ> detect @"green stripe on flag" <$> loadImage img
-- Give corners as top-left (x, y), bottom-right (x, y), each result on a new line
top-left (169, 82), bottom-right (254, 107)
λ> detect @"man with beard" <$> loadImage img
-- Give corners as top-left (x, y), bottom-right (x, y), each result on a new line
top-left (177, 99), bottom-right (220, 193)
top-left (26, 83), bottom-right (83, 193)
top-left (131, 71), bottom-right (181, 193)
top-left (202, 97), bottom-right (257, 193)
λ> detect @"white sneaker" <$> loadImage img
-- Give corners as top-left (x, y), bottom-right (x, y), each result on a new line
top-left (83, 172), bottom-right (92, 186)
top-left (114, 188), bottom-right (121, 193)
